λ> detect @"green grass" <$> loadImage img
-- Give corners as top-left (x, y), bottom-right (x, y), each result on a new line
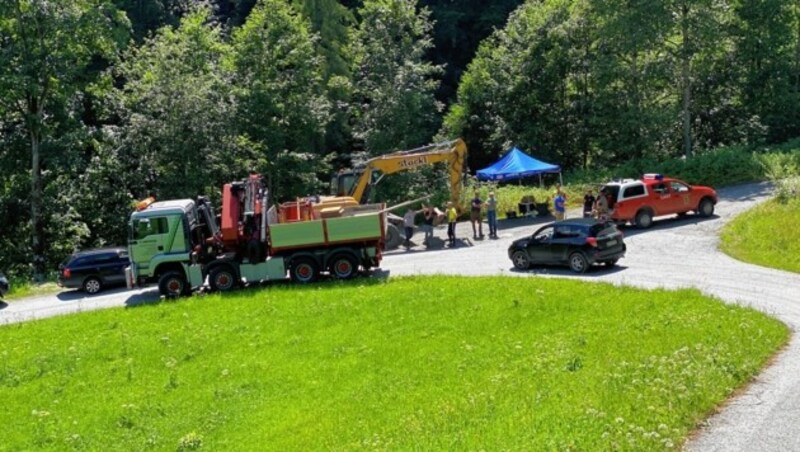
top-left (0, 276), bottom-right (787, 450)
top-left (720, 198), bottom-right (800, 273)
top-left (3, 277), bottom-right (60, 301)
top-left (4, 282), bottom-right (60, 301)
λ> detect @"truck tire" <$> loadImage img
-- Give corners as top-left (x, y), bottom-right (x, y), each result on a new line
top-left (158, 271), bottom-right (188, 298)
top-left (209, 266), bottom-right (237, 292)
top-left (329, 253), bottom-right (358, 280)
top-left (384, 224), bottom-right (403, 250)
top-left (290, 258), bottom-right (319, 284)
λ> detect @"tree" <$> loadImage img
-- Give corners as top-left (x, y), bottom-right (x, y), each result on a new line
top-left (112, 6), bottom-right (238, 201)
top-left (292, 0), bottom-right (354, 80)
top-left (420, 0), bottom-right (525, 103)
top-left (349, 0), bottom-right (443, 155)
top-left (230, 0), bottom-right (331, 202)
top-left (0, 0), bottom-right (128, 279)
top-left (443, 0), bottom-right (583, 170)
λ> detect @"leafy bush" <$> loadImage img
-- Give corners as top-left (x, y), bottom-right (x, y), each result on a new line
top-left (567, 140), bottom-right (800, 188)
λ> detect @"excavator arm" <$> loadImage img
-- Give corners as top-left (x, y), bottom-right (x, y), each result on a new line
top-left (345, 138), bottom-right (468, 205)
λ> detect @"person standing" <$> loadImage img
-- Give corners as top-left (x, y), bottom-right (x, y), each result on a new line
top-left (486, 192), bottom-right (498, 238)
top-left (554, 190), bottom-right (566, 220)
top-left (403, 208), bottom-right (416, 248)
top-left (595, 189), bottom-right (609, 220)
top-left (583, 189), bottom-right (596, 218)
top-left (422, 205), bottom-right (435, 246)
top-left (470, 191), bottom-right (484, 239)
top-left (446, 202), bottom-right (457, 247)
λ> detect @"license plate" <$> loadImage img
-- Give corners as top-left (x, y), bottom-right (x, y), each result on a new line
top-left (606, 239), bottom-right (617, 246)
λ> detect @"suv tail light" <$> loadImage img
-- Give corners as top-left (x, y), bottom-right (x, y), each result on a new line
top-left (63, 268), bottom-right (71, 279)
top-left (585, 237), bottom-right (598, 247)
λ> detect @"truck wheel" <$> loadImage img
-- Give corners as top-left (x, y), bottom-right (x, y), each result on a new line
top-left (83, 277), bottom-right (102, 294)
top-left (209, 266), bottom-right (237, 292)
top-left (158, 272), bottom-right (188, 298)
top-left (635, 209), bottom-right (653, 229)
top-left (384, 224), bottom-right (403, 250)
top-left (290, 258), bottom-right (319, 284)
top-left (329, 253), bottom-right (358, 279)
top-left (698, 198), bottom-right (715, 217)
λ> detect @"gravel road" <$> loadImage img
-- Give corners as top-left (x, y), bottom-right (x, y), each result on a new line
top-left (1, 182), bottom-right (797, 450)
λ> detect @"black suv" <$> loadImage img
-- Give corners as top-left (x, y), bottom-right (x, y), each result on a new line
top-left (508, 218), bottom-right (626, 273)
top-left (58, 248), bottom-right (129, 294)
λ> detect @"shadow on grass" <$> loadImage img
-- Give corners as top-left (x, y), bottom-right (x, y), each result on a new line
top-left (124, 268), bottom-right (394, 307)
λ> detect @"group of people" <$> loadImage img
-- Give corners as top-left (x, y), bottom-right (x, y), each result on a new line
top-left (402, 191), bottom-right (499, 249)
top-left (402, 183), bottom-right (613, 250)
top-left (553, 183), bottom-right (615, 221)
top-left (582, 188), bottom-right (613, 220)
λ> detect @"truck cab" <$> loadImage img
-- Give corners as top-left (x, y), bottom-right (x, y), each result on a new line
top-left (127, 199), bottom-right (205, 294)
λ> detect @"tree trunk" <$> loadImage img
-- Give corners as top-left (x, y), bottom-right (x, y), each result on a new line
top-left (681, 3), bottom-right (692, 158)
top-left (30, 115), bottom-right (45, 282)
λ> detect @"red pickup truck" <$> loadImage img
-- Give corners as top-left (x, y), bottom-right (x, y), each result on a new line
top-left (600, 174), bottom-right (718, 228)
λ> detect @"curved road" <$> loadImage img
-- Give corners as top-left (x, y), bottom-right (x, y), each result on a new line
top-left (1, 182), bottom-right (798, 450)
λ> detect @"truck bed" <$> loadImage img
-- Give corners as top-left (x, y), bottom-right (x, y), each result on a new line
top-left (269, 203), bottom-right (385, 252)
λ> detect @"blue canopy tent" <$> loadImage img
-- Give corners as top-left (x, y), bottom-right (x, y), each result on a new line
top-left (476, 147), bottom-right (562, 185)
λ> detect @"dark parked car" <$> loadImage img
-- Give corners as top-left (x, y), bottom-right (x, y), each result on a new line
top-left (508, 218), bottom-right (626, 273)
top-left (58, 248), bottom-right (129, 294)
top-left (0, 272), bottom-right (8, 299)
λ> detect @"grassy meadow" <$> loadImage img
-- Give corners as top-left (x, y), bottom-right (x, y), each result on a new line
top-left (0, 276), bottom-right (788, 450)
top-left (720, 198), bottom-right (800, 273)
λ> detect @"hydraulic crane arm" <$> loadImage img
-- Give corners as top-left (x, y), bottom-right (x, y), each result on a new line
top-left (346, 138), bottom-right (468, 205)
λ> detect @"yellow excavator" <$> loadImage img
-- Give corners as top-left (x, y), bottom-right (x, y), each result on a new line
top-left (324, 138), bottom-right (468, 249)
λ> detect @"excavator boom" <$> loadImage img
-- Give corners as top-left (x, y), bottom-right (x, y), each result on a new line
top-left (341, 138), bottom-right (467, 206)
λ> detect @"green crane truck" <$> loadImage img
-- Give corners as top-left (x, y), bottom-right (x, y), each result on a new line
top-left (126, 174), bottom-right (386, 297)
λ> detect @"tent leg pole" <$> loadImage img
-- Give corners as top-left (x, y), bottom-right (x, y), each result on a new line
top-left (559, 172), bottom-right (563, 186)
top-left (539, 174), bottom-right (542, 187)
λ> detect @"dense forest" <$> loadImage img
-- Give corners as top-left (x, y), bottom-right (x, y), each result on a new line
top-left (1, 0), bottom-right (799, 278)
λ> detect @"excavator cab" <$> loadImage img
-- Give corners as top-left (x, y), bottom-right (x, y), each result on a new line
top-left (331, 170), bottom-right (358, 198)
top-left (332, 169), bottom-right (382, 201)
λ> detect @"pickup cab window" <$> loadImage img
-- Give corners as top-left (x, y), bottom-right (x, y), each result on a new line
top-left (622, 184), bottom-right (646, 199)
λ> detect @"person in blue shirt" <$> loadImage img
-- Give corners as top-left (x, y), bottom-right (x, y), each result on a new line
top-left (554, 190), bottom-right (566, 220)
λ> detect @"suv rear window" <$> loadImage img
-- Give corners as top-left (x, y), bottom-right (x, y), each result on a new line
top-left (589, 222), bottom-right (618, 237)
top-left (622, 184), bottom-right (646, 198)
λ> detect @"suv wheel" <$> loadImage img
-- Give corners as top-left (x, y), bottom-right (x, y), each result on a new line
top-left (83, 277), bottom-right (102, 294)
top-left (569, 252), bottom-right (589, 273)
top-left (511, 250), bottom-right (531, 270)
top-left (635, 209), bottom-right (653, 229)
top-left (158, 272), bottom-right (188, 298)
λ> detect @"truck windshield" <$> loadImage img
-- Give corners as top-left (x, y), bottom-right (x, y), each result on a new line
top-left (132, 217), bottom-right (169, 240)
